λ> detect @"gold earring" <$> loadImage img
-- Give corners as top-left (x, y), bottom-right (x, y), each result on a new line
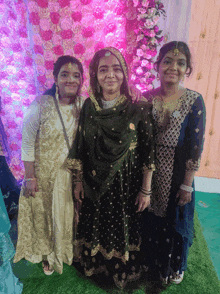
top-left (55, 85), bottom-right (59, 100)
top-left (157, 73), bottom-right (160, 81)
top-left (181, 76), bottom-right (185, 82)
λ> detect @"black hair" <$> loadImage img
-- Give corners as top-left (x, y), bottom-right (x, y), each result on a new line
top-left (44, 55), bottom-right (84, 97)
top-left (53, 55), bottom-right (84, 81)
top-left (155, 41), bottom-right (193, 77)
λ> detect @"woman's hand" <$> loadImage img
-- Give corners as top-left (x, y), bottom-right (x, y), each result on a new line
top-left (24, 178), bottom-right (38, 198)
top-left (74, 182), bottom-right (84, 204)
top-left (135, 191), bottom-right (151, 212)
top-left (176, 189), bottom-right (192, 206)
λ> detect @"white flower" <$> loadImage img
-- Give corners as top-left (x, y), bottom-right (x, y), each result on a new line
top-left (141, 59), bottom-right (149, 67)
top-left (136, 49), bottom-right (144, 57)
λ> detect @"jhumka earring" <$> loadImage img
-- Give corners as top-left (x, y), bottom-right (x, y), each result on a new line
top-left (97, 83), bottom-right (100, 93)
top-left (55, 85), bottom-right (59, 100)
top-left (173, 41), bottom-right (179, 56)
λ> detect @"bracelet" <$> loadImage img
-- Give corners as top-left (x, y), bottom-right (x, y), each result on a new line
top-left (25, 178), bottom-right (36, 182)
top-left (140, 187), bottom-right (152, 197)
top-left (73, 171), bottom-right (83, 183)
top-left (180, 184), bottom-right (194, 193)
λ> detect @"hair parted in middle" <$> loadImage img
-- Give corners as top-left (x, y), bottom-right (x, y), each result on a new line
top-left (89, 47), bottom-right (132, 101)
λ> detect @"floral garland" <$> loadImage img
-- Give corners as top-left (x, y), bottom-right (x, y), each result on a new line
top-left (131, 0), bottom-right (166, 92)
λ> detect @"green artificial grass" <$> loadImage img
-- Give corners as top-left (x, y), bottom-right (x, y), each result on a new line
top-left (12, 211), bottom-right (220, 294)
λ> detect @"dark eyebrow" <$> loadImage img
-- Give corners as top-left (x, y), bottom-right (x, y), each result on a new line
top-left (98, 64), bottom-right (121, 69)
top-left (60, 70), bottom-right (80, 75)
top-left (165, 57), bottom-right (186, 61)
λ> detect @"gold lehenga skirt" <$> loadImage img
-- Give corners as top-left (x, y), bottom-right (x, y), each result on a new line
top-left (14, 165), bottom-right (79, 274)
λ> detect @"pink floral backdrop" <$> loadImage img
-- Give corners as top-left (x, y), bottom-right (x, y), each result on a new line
top-left (0, 0), bottom-right (165, 181)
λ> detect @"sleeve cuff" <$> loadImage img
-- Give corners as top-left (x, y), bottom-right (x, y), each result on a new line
top-left (143, 163), bottom-right (156, 171)
top-left (185, 158), bottom-right (201, 171)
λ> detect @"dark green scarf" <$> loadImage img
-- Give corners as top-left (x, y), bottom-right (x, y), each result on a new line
top-left (68, 97), bottom-right (145, 201)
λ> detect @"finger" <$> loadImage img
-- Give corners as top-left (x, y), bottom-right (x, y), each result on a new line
top-left (135, 197), bottom-right (138, 206)
top-left (36, 181), bottom-right (39, 192)
top-left (136, 202), bottom-right (142, 213)
top-left (81, 189), bottom-right (84, 199)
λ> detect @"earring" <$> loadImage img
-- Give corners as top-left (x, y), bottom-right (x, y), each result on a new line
top-left (181, 76), bottom-right (185, 83)
top-left (55, 85), bottom-right (59, 100)
top-left (97, 83), bottom-right (100, 93)
top-left (157, 73), bottom-right (160, 81)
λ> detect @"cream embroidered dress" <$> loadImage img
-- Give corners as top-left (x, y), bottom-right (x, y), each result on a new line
top-left (14, 95), bottom-right (83, 274)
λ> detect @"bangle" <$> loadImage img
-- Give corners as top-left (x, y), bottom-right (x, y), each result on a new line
top-left (25, 178), bottom-right (36, 182)
top-left (180, 184), bottom-right (194, 193)
top-left (140, 187), bottom-right (152, 197)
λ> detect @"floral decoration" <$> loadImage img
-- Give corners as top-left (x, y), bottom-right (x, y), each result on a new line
top-left (131, 0), bottom-right (166, 92)
top-left (0, 0), bottom-right (165, 181)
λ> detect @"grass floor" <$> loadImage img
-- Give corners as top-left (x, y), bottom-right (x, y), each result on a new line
top-left (12, 211), bottom-right (220, 294)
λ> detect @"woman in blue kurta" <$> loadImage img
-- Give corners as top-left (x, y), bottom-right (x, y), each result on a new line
top-left (142, 41), bottom-right (206, 284)
top-left (0, 188), bottom-right (23, 293)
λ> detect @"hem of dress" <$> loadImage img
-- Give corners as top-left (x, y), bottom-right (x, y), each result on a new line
top-left (75, 237), bottom-right (141, 264)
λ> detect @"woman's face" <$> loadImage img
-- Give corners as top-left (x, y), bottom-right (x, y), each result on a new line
top-left (56, 63), bottom-right (82, 98)
top-left (97, 53), bottom-right (124, 96)
top-left (158, 50), bottom-right (187, 85)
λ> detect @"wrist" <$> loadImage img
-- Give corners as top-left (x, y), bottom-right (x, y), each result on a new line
top-left (180, 184), bottom-right (194, 193)
top-left (140, 187), bottom-right (152, 197)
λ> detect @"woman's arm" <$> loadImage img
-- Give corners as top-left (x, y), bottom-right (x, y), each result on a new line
top-left (136, 103), bottom-right (156, 212)
top-left (22, 99), bottom-right (41, 197)
top-left (136, 169), bottom-right (153, 212)
top-left (177, 94), bottom-right (206, 205)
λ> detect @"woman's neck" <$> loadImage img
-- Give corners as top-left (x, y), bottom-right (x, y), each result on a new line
top-left (160, 83), bottom-right (181, 97)
top-left (159, 83), bottom-right (185, 102)
top-left (102, 91), bottom-right (120, 101)
top-left (59, 96), bottom-right (77, 105)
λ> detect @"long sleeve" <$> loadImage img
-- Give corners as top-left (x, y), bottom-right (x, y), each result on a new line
top-left (185, 95), bottom-right (206, 171)
top-left (21, 99), bottom-right (41, 162)
top-left (138, 102), bottom-right (156, 171)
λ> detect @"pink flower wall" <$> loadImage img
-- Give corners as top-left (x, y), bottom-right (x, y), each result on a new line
top-left (0, 0), bottom-right (163, 181)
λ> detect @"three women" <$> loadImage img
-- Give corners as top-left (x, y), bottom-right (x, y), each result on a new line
top-left (15, 41), bottom-right (206, 289)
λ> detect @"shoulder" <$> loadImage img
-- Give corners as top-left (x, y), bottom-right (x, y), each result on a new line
top-left (185, 89), bottom-right (205, 108)
top-left (142, 88), bottom-right (159, 101)
top-left (34, 95), bottom-right (53, 105)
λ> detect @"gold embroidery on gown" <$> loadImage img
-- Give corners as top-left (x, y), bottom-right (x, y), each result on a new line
top-left (149, 90), bottom-right (200, 217)
top-left (14, 95), bottom-right (83, 274)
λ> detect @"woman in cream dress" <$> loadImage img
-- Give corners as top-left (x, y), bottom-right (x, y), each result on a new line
top-left (14, 56), bottom-right (84, 275)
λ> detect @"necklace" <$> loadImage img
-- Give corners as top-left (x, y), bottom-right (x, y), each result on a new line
top-left (101, 94), bottom-right (121, 109)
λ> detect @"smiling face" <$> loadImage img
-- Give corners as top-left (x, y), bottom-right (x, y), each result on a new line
top-left (158, 50), bottom-right (187, 85)
top-left (56, 63), bottom-right (82, 98)
top-left (97, 54), bottom-right (124, 98)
